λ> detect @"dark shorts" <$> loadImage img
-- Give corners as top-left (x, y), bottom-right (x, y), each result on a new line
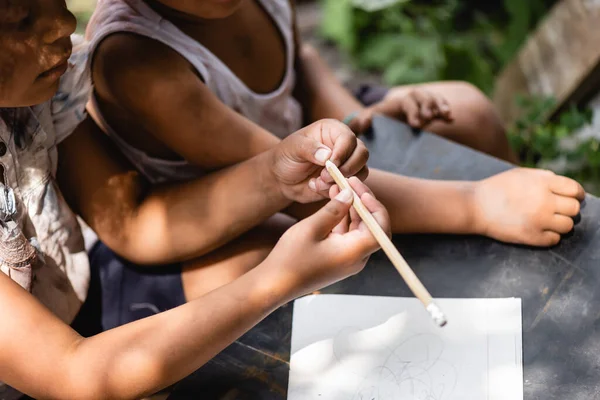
top-left (71, 242), bottom-right (186, 336)
top-left (353, 84), bottom-right (389, 107)
top-left (71, 85), bottom-right (389, 336)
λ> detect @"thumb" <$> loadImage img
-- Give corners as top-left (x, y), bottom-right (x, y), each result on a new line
top-left (284, 133), bottom-right (333, 166)
top-left (306, 189), bottom-right (354, 239)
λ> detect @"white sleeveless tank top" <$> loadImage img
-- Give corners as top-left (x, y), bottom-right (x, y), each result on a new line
top-left (86, 0), bottom-right (303, 184)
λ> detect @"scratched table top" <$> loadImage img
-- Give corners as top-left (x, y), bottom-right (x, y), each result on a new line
top-left (168, 117), bottom-right (600, 400)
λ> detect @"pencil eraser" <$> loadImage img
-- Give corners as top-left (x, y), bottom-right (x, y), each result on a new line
top-left (427, 303), bottom-right (448, 327)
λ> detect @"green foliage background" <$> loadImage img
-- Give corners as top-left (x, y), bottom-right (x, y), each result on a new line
top-left (320, 0), bottom-right (557, 94)
top-left (509, 96), bottom-right (600, 194)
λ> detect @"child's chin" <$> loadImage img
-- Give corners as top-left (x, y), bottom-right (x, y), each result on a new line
top-left (28, 82), bottom-right (61, 107)
top-left (0, 88), bottom-right (56, 108)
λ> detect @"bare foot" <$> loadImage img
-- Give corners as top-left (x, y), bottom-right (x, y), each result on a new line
top-left (473, 168), bottom-right (585, 247)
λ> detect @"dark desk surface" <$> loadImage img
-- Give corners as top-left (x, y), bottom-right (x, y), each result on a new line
top-left (168, 117), bottom-right (600, 400)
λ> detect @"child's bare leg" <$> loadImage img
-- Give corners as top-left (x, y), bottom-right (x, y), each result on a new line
top-left (181, 214), bottom-right (294, 301)
top-left (387, 82), bottom-right (518, 164)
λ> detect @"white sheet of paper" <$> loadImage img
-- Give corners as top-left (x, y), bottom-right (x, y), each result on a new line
top-left (289, 295), bottom-right (522, 400)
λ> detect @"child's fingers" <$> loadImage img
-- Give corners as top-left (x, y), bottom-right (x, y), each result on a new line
top-left (329, 184), bottom-right (340, 199)
top-left (337, 140), bottom-right (370, 180)
top-left (321, 139), bottom-right (369, 184)
top-left (328, 179), bottom-right (372, 231)
top-left (401, 97), bottom-right (422, 127)
top-left (360, 192), bottom-right (392, 237)
top-left (348, 204), bottom-right (361, 231)
top-left (343, 177), bottom-right (390, 236)
top-left (329, 185), bottom-right (350, 234)
top-left (353, 166), bottom-right (370, 182)
top-left (310, 177), bottom-right (333, 195)
top-left (288, 133), bottom-right (333, 166)
top-left (343, 193), bottom-right (388, 256)
top-left (332, 211), bottom-right (351, 235)
top-left (435, 94), bottom-right (452, 120)
top-left (306, 189), bottom-right (354, 239)
top-left (412, 89), bottom-right (454, 124)
top-left (327, 124), bottom-right (359, 169)
top-left (413, 90), bottom-right (436, 121)
top-left (348, 176), bottom-right (375, 197)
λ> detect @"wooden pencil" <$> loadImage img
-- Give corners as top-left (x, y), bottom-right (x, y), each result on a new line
top-left (325, 160), bottom-right (447, 327)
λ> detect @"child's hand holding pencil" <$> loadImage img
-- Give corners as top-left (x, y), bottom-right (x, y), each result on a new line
top-left (261, 177), bottom-right (389, 303)
top-left (325, 160), bottom-right (447, 327)
top-left (269, 119), bottom-right (369, 204)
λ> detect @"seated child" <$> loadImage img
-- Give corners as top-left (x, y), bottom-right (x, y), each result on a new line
top-left (86, 0), bottom-right (584, 257)
top-left (89, 1), bottom-right (518, 164)
top-left (0, 1), bottom-right (387, 397)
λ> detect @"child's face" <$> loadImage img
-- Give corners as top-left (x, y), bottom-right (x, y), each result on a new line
top-left (154, 0), bottom-right (245, 19)
top-left (0, 0), bottom-right (76, 107)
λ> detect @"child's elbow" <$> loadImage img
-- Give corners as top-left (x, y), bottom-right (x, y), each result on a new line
top-left (98, 228), bottom-right (172, 266)
top-left (92, 217), bottom-right (164, 265)
top-left (96, 214), bottom-right (209, 266)
top-left (92, 197), bottom-right (218, 265)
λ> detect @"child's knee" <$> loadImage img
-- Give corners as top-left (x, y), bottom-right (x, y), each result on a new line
top-left (461, 82), bottom-right (502, 126)
top-left (454, 82), bottom-right (505, 136)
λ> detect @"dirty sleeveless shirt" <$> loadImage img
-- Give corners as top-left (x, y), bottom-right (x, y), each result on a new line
top-left (0, 39), bottom-right (91, 324)
top-left (86, 0), bottom-right (303, 184)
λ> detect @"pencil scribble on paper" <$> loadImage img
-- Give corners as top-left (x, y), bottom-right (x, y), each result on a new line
top-left (329, 327), bottom-right (458, 400)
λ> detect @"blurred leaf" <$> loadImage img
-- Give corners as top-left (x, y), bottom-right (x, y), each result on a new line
top-left (383, 58), bottom-right (437, 84)
top-left (441, 39), bottom-right (494, 93)
top-left (321, 0), bottom-right (356, 51)
top-left (352, 0), bottom-right (409, 12)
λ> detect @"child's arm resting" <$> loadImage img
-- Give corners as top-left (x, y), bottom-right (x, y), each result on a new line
top-left (57, 117), bottom-right (290, 265)
top-left (0, 262), bottom-right (284, 399)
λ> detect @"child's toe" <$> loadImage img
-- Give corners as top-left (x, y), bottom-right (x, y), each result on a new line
top-left (549, 176), bottom-right (586, 199)
top-left (555, 195), bottom-right (581, 216)
top-left (538, 231), bottom-right (561, 247)
top-left (550, 215), bottom-right (575, 234)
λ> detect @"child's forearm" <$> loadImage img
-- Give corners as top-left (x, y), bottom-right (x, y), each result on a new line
top-left (120, 152), bottom-right (291, 263)
top-left (366, 169), bottom-right (479, 234)
top-left (69, 264), bottom-right (284, 399)
top-left (285, 169), bottom-right (479, 235)
top-left (0, 262), bottom-right (286, 400)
